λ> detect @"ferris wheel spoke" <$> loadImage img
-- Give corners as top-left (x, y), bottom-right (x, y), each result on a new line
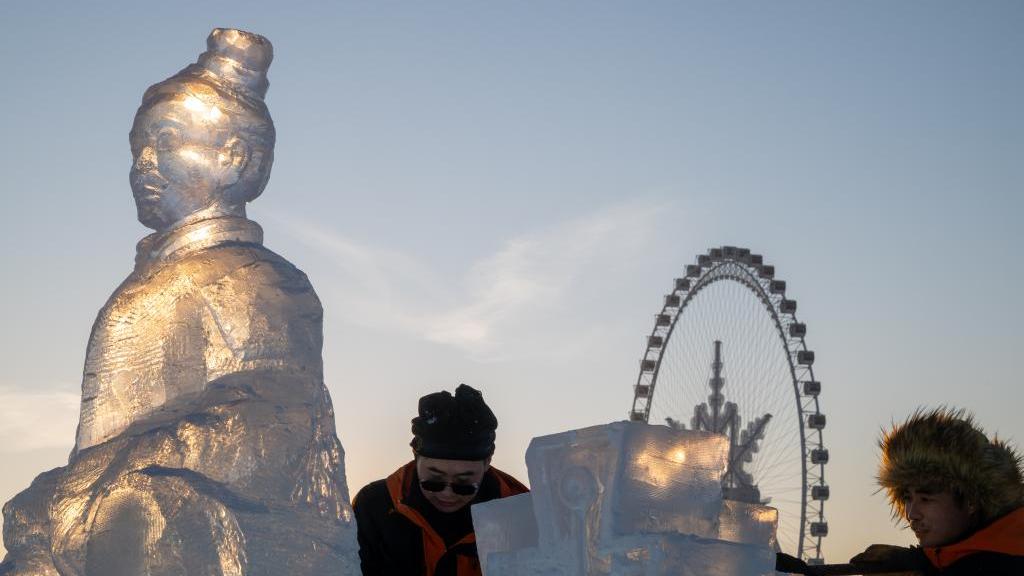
top-left (634, 248), bottom-right (828, 562)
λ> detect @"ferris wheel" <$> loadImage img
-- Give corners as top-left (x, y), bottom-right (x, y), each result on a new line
top-left (629, 246), bottom-right (829, 563)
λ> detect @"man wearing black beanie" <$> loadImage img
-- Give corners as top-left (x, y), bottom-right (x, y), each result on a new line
top-left (353, 384), bottom-right (528, 576)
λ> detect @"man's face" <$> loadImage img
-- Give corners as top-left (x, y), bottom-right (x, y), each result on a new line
top-left (415, 456), bottom-right (490, 513)
top-left (904, 488), bottom-right (976, 547)
top-left (129, 91), bottom-right (241, 231)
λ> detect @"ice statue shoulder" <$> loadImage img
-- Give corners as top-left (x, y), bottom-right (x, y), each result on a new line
top-left (1, 29), bottom-right (358, 576)
top-left (76, 218), bottom-right (324, 450)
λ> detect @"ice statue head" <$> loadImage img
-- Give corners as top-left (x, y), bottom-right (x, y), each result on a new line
top-left (129, 28), bottom-right (276, 231)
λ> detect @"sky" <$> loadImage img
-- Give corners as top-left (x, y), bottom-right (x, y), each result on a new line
top-left (1, 0), bottom-right (1022, 564)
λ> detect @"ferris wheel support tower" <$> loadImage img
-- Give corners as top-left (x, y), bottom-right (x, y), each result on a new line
top-left (629, 246), bottom-right (829, 563)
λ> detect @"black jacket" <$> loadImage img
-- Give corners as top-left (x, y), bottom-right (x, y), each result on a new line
top-left (352, 461), bottom-right (528, 576)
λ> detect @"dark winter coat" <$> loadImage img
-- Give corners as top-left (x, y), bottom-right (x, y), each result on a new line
top-left (352, 461), bottom-right (528, 576)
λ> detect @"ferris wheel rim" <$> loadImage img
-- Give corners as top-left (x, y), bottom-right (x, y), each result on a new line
top-left (628, 247), bottom-right (828, 562)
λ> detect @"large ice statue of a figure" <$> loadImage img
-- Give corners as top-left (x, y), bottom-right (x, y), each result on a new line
top-left (1, 29), bottom-right (358, 575)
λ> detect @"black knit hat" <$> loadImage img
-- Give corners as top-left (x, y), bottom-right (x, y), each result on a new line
top-left (410, 384), bottom-right (497, 461)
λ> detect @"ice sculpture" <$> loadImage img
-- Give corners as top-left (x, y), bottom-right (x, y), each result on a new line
top-left (471, 421), bottom-right (778, 576)
top-left (0, 29), bottom-right (358, 575)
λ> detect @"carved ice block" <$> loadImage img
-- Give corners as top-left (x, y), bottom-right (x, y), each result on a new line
top-left (606, 534), bottom-right (777, 576)
top-left (613, 422), bottom-right (729, 538)
top-left (524, 420), bottom-right (728, 549)
top-left (718, 499), bottom-right (778, 549)
top-left (471, 493), bottom-right (539, 575)
top-left (477, 421), bottom-right (776, 576)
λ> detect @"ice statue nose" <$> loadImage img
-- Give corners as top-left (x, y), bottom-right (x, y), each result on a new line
top-left (135, 146), bottom-right (157, 172)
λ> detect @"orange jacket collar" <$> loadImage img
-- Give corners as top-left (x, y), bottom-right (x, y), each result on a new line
top-left (385, 462), bottom-right (464, 576)
top-left (924, 507), bottom-right (1024, 569)
top-left (385, 461), bottom-right (534, 576)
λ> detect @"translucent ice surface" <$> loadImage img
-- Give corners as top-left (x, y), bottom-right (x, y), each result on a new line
top-left (718, 500), bottom-right (778, 549)
top-left (476, 421), bottom-right (777, 575)
top-left (524, 421), bottom-right (728, 548)
top-left (524, 424), bottom-right (618, 548)
top-left (608, 535), bottom-right (776, 576)
top-left (486, 547), bottom-right (574, 576)
top-left (614, 423), bottom-right (729, 538)
top-left (0, 29), bottom-right (359, 576)
top-left (471, 493), bottom-right (539, 574)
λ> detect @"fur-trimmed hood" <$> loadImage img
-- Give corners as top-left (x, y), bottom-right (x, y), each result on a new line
top-left (878, 408), bottom-right (1024, 524)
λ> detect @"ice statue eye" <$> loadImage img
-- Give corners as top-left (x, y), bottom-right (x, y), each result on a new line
top-left (156, 127), bottom-right (180, 150)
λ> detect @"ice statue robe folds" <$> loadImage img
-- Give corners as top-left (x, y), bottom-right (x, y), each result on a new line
top-left (77, 215), bottom-right (323, 451)
top-left (1, 216), bottom-right (356, 576)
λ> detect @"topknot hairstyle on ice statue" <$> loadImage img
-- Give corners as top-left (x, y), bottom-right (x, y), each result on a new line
top-left (878, 407), bottom-right (1024, 525)
top-left (137, 28), bottom-right (276, 205)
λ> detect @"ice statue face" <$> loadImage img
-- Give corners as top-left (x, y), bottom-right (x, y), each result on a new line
top-left (903, 487), bottom-right (977, 547)
top-left (416, 456), bottom-right (490, 513)
top-left (129, 90), bottom-right (249, 231)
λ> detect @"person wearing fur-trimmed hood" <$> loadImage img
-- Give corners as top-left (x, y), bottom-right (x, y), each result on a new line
top-left (850, 407), bottom-right (1024, 575)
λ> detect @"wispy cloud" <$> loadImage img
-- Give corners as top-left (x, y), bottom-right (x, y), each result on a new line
top-left (274, 200), bottom-right (664, 360)
top-left (0, 387), bottom-right (78, 453)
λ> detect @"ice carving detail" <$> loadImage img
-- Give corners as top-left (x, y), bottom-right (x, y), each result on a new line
top-left (472, 421), bottom-right (778, 576)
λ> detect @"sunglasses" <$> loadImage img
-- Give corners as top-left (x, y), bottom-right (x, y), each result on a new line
top-left (419, 480), bottom-right (480, 496)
